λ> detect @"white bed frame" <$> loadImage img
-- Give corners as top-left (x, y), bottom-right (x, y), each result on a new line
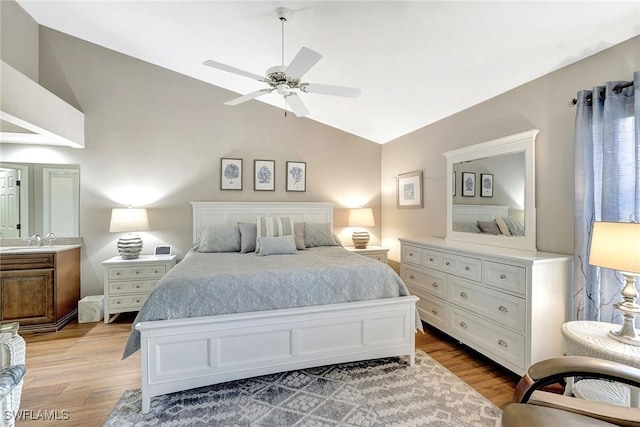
top-left (136, 202), bottom-right (418, 413)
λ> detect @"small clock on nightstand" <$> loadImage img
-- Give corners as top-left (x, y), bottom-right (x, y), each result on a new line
top-left (345, 246), bottom-right (390, 263)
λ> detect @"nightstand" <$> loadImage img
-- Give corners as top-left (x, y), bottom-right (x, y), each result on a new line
top-left (102, 254), bottom-right (176, 323)
top-left (345, 246), bottom-right (389, 263)
top-left (562, 320), bottom-right (640, 407)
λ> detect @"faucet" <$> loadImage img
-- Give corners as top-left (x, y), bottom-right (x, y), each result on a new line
top-left (31, 234), bottom-right (42, 247)
top-left (46, 232), bottom-right (56, 247)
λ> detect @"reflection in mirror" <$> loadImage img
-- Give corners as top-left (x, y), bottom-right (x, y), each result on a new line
top-left (444, 129), bottom-right (538, 251)
top-left (0, 162), bottom-right (80, 238)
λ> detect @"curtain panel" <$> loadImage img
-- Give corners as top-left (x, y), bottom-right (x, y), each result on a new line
top-left (573, 71), bottom-right (639, 324)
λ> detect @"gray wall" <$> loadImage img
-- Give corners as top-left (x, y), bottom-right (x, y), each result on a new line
top-left (381, 35), bottom-right (640, 269)
top-left (1, 6), bottom-right (382, 296)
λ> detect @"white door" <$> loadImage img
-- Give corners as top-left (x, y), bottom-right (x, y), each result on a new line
top-left (0, 168), bottom-right (21, 237)
top-left (43, 168), bottom-right (80, 237)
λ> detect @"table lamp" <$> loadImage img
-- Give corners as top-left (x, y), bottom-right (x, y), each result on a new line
top-left (348, 207), bottom-right (375, 249)
top-left (109, 207), bottom-right (149, 259)
top-left (589, 221), bottom-right (640, 346)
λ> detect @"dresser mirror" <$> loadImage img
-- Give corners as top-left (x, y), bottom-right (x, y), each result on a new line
top-left (0, 162), bottom-right (80, 238)
top-left (443, 129), bottom-right (538, 251)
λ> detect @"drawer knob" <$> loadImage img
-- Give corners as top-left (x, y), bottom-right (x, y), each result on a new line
top-left (431, 308), bottom-right (439, 314)
top-left (135, 299), bottom-right (140, 303)
top-left (498, 305), bottom-right (508, 313)
top-left (136, 271), bottom-right (140, 274)
top-left (116, 286), bottom-right (121, 290)
top-left (409, 253), bottom-right (414, 257)
top-left (135, 285), bottom-right (140, 289)
top-left (500, 274), bottom-right (507, 279)
top-left (445, 261), bottom-right (451, 266)
top-left (409, 274), bottom-right (415, 279)
top-left (464, 266), bottom-right (470, 271)
top-left (498, 339), bottom-right (509, 348)
top-left (116, 272), bottom-right (120, 276)
top-left (431, 282), bottom-right (439, 288)
top-left (429, 257), bottom-right (434, 262)
top-left (116, 301), bottom-right (120, 305)
top-left (459, 321), bottom-right (468, 329)
top-left (460, 292), bottom-right (468, 298)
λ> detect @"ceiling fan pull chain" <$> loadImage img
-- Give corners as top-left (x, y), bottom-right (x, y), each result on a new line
top-left (281, 15), bottom-right (285, 66)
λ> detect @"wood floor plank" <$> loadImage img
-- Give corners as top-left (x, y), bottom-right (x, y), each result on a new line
top-left (15, 318), bottom-right (520, 425)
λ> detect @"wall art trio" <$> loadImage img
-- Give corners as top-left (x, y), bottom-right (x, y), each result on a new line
top-left (220, 158), bottom-right (306, 192)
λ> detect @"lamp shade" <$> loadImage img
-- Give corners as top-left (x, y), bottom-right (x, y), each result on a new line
top-left (348, 208), bottom-right (375, 227)
top-left (589, 221), bottom-right (640, 274)
top-left (109, 208), bottom-right (150, 233)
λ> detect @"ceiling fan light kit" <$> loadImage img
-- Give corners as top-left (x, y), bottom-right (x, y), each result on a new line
top-left (203, 7), bottom-right (360, 117)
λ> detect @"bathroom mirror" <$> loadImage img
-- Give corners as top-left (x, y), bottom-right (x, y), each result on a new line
top-left (443, 129), bottom-right (538, 251)
top-left (0, 162), bottom-right (80, 238)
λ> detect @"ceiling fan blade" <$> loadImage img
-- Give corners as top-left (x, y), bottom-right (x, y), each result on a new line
top-left (285, 94), bottom-right (310, 117)
top-left (285, 47), bottom-right (322, 79)
top-left (224, 88), bottom-right (274, 106)
top-left (301, 83), bottom-right (361, 98)
top-left (203, 60), bottom-right (266, 82)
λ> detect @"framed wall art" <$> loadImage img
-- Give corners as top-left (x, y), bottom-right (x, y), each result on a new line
top-left (254, 159), bottom-right (275, 191)
top-left (397, 170), bottom-right (423, 208)
top-left (452, 171), bottom-right (456, 196)
top-left (286, 161), bottom-right (306, 192)
top-left (220, 158), bottom-right (243, 190)
top-left (462, 172), bottom-right (475, 197)
top-left (480, 173), bottom-right (494, 197)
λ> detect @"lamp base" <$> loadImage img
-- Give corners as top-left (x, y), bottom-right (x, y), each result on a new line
top-left (608, 273), bottom-right (640, 347)
top-left (352, 231), bottom-right (370, 249)
top-left (117, 235), bottom-right (143, 259)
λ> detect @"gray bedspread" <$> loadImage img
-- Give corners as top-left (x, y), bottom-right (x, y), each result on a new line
top-left (123, 246), bottom-right (416, 358)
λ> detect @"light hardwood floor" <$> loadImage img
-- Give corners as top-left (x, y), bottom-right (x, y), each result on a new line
top-left (15, 316), bottom-right (519, 426)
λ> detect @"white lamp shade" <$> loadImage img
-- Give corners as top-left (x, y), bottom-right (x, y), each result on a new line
top-left (589, 221), bottom-right (640, 274)
top-left (109, 208), bottom-right (150, 233)
top-left (348, 208), bottom-right (375, 227)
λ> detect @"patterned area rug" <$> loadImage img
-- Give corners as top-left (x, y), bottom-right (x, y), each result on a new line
top-left (104, 349), bottom-right (501, 426)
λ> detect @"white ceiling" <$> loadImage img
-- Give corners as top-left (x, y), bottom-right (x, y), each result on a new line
top-left (17, 1), bottom-right (640, 144)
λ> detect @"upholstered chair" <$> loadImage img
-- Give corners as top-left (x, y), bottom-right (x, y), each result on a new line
top-left (0, 324), bottom-right (26, 427)
top-left (502, 356), bottom-right (640, 427)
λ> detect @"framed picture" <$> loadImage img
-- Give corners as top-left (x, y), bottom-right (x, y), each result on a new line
top-left (452, 171), bottom-right (456, 196)
top-left (220, 158), bottom-right (243, 190)
top-left (286, 161), bottom-right (306, 192)
top-left (154, 245), bottom-right (172, 255)
top-left (397, 170), bottom-right (423, 208)
top-left (462, 172), bottom-right (475, 197)
top-left (480, 173), bottom-right (494, 197)
top-left (254, 160), bottom-right (275, 191)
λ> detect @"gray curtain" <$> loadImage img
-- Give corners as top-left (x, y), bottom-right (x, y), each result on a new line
top-left (573, 71), bottom-right (639, 324)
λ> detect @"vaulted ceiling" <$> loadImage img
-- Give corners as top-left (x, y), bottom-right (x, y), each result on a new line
top-left (17, 1), bottom-right (640, 144)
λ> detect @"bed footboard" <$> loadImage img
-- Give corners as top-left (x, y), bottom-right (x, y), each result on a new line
top-left (136, 296), bottom-right (418, 413)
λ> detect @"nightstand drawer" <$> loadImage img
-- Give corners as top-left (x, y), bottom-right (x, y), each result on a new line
top-left (108, 265), bottom-right (166, 280)
top-left (108, 294), bottom-right (150, 310)
top-left (362, 253), bottom-right (387, 263)
top-left (108, 280), bottom-right (158, 295)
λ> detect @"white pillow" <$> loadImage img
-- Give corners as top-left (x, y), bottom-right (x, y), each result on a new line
top-left (495, 216), bottom-right (512, 236)
top-left (256, 235), bottom-right (298, 256)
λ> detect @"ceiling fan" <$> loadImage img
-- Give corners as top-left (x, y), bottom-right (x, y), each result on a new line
top-left (203, 7), bottom-right (361, 117)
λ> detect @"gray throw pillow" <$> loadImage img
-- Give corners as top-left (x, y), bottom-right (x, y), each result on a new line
top-left (476, 220), bottom-right (501, 235)
top-left (256, 235), bottom-right (298, 256)
top-left (304, 223), bottom-right (338, 247)
top-left (198, 225), bottom-right (241, 252)
top-left (294, 222), bottom-right (306, 250)
top-left (238, 222), bottom-right (257, 253)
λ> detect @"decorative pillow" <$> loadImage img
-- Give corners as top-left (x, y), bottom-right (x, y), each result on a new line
top-left (198, 225), bottom-right (241, 252)
top-left (476, 220), bottom-right (501, 235)
top-left (495, 216), bottom-right (512, 236)
top-left (500, 216), bottom-right (525, 236)
top-left (294, 222), bottom-right (306, 250)
top-left (238, 222), bottom-right (257, 253)
top-left (332, 233), bottom-right (343, 247)
top-left (256, 235), bottom-right (298, 256)
top-left (256, 216), bottom-right (294, 252)
top-left (304, 223), bottom-right (339, 247)
top-left (453, 222), bottom-right (481, 233)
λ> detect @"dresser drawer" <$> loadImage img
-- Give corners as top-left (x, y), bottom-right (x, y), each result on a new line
top-left (108, 265), bottom-right (166, 280)
top-left (483, 261), bottom-right (526, 295)
top-left (401, 245), bottom-right (422, 266)
top-left (402, 264), bottom-right (446, 299)
top-left (108, 279), bottom-right (158, 295)
top-left (448, 276), bottom-right (526, 333)
top-left (108, 294), bottom-right (150, 310)
top-left (423, 249), bottom-right (481, 282)
top-left (449, 307), bottom-right (525, 371)
top-left (415, 295), bottom-right (447, 330)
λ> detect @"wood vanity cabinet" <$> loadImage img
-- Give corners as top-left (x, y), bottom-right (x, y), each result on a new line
top-left (0, 247), bottom-right (80, 332)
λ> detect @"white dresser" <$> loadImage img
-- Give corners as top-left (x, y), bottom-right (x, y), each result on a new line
top-left (399, 237), bottom-right (572, 375)
top-left (103, 254), bottom-right (176, 323)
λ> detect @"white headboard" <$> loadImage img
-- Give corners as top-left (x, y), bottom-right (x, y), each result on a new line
top-left (452, 204), bottom-right (510, 224)
top-left (190, 202), bottom-right (334, 244)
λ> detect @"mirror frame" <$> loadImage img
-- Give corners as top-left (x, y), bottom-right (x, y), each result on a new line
top-left (443, 129), bottom-right (538, 251)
